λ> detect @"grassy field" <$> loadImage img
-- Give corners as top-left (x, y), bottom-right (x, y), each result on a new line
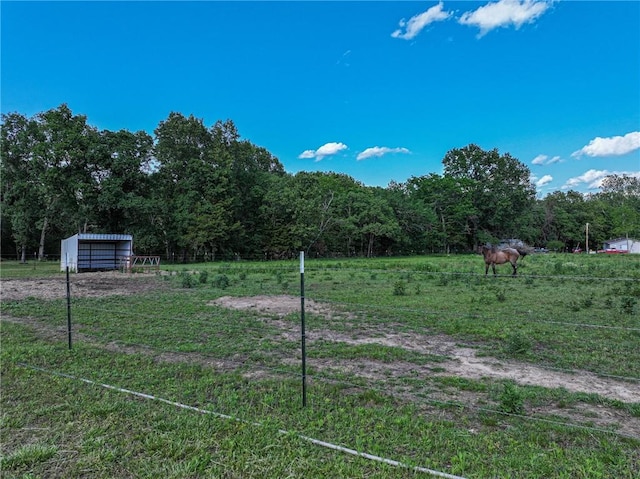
top-left (2, 253), bottom-right (639, 478)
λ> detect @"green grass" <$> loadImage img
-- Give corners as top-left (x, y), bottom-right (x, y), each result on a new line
top-left (2, 253), bottom-right (640, 478)
top-left (1, 259), bottom-right (63, 278)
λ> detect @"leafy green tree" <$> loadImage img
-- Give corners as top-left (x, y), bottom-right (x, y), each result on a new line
top-left (282, 171), bottom-right (343, 255)
top-left (258, 174), bottom-right (298, 258)
top-left (93, 129), bottom-right (162, 253)
top-left (1, 112), bottom-right (42, 261)
top-left (538, 191), bottom-right (589, 251)
top-left (10, 104), bottom-right (637, 261)
top-left (2, 105), bottom-right (108, 260)
top-left (442, 144), bottom-right (536, 247)
top-left (382, 181), bottom-right (437, 255)
top-left (154, 112), bottom-right (236, 261)
top-left (406, 174), bottom-right (477, 252)
top-left (225, 124), bottom-right (286, 257)
top-left (358, 187), bottom-right (401, 257)
top-left (34, 105), bottom-right (103, 238)
top-left (597, 174), bottom-right (640, 240)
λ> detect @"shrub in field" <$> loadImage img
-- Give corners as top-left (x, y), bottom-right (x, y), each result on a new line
top-left (568, 300), bottom-right (581, 312)
top-left (499, 382), bottom-right (525, 414)
top-left (393, 280), bottom-right (407, 296)
top-left (416, 262), bottom-right (437, 272)
top-left (495, 288), bottom-right (507, 302)
top-left (625, 283), bottom-right (640, 297)
top-left (505, 332), bottom-right (532, 356)
top-left (213, 274), bottom-right (230, 289)
top-left (620, 297), bottom-right (636, 315)
top-left (199, 271), bottom-right (209, 284)
top-left (179, 270), bottom-right (196, 288)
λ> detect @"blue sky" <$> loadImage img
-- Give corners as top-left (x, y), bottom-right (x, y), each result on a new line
top-left (2, 1), bottom-right (639, 196)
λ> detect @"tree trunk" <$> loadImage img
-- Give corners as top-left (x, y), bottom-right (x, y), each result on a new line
top-left (20, 244), bottom-right (27, 263)
top-left (440, 212), bottom-right (448, 254)
top-left (38, 216), bottom-right (49, 260)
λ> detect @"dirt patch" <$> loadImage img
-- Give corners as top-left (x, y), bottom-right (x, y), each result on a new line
top-left (1, 271), bottom-right (165, 301)
top-left (210, 295), bottom-right (640, 438)
top-left (209, 295), bottom-right (329, 317)
top-left (211, 296), bottom-right (638, 402)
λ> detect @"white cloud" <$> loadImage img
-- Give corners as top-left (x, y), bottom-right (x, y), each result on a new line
top-left (459, 0), bottom-right (551, 37)
top-left (562, 169), bottom-right (640, 190)
top-left (356, 146), bottom-right (410, 161)
top-left (336, 50), bottom-right (351, 67)
top-left (535, 174), bottom-right (553, 187)
top-left (298, 150), bottom-right (316, 159)
top-left (532, 154), bottom-right (547, 165)
top-left (298, 142), bottom-right (348, 162)
top-left (532, 154), bottom-right (561, 166)
top-left (571, 131), bottom-right (640, 158)
top-left (392, 2), bottom-right (452, 40)
top-left (563, 169), bottom-right (610, 189)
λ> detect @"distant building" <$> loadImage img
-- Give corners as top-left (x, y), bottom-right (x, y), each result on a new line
top-left (601, 238), bottom-right (640, 254)
top-left (61, 234), bottom-right (133, 272)
top-left (499, 239), bottom-right (526, 249)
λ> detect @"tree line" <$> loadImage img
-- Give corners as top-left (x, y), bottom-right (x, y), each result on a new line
top-left (2, 104), bottom-right (639, 262)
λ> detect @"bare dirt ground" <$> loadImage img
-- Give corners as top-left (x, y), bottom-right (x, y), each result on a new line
top-left (211, 295), bottom-right (640, 403)
top-left (211, 295), bottom-right (640, 439)
top-left (3, 273), bottom-right (638, 438)
top-left (1, 271), bottom-right (163, 301)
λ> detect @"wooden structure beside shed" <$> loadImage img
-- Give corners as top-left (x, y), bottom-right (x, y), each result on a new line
top-left (120, 255), bottom-right (161, 273)
top-left (60, 233), bottom-right (134, 272)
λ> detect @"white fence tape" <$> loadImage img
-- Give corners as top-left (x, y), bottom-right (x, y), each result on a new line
top-left (19, 363), bottom-right (468, 479)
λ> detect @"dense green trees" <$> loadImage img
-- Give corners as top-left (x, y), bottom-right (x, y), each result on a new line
top-left (1, 105), bottom-right (637, 261)
top-left (442, 144), bottom-right (537, 246)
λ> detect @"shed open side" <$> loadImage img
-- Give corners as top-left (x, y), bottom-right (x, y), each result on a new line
top-left (61, 234), bottom-right (133, 272)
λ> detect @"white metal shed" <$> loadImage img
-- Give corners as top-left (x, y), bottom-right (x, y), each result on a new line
top-left (60, 234), bottom-right (133, 272)
top-left (602, 237), bottom-right (640, 254)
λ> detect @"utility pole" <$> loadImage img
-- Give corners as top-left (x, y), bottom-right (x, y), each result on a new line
top-left (586, 223), bottom-right (589, 254)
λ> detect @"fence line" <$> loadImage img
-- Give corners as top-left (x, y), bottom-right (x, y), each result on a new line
top-left (6, 262), bottom-right (639, 452)
top-left (16, 331), bottom-right (639, 443)
top-left (18, 362), bottom-right (469, 479)
top-left (70, 301), bottom-right (640, 384)
top-left (72, 295), bottom-right (640, 336)
top-left (14, 308), bottom-right (637, 440)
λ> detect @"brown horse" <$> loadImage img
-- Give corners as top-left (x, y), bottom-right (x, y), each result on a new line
top-left (478, 244), bottom-right (523, 276)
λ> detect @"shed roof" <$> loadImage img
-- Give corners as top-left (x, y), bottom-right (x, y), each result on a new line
top-left (66, 233), bottom-right (133, 241)
top-left (604, 237), bottom-right (638, 243)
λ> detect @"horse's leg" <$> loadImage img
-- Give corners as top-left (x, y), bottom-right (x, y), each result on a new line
top-left (492, 263), bottom-right (497, 276)
top-left (511, 260), bottom-right (517, 276)
top-left (485, 263), bottom-right (489, 276)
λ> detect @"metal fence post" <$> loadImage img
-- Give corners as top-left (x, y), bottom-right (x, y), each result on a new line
top-left (66, 264), bottom-right (72, 350)
top-left (300, 251), bottom-right (306, 407)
